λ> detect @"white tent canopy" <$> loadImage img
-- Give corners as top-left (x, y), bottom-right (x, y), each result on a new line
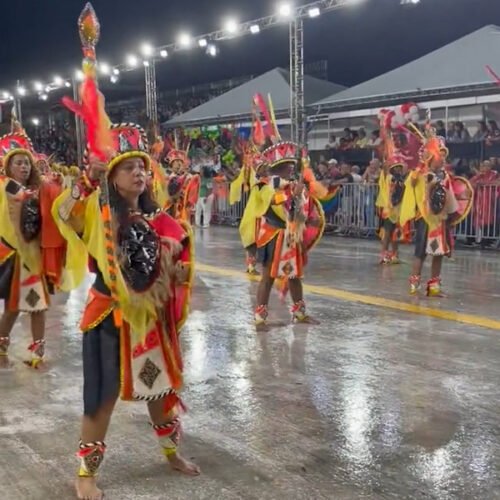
top-left (314, 25), bottom-right (500, 111)
top-left (166, 67), bottom-right (345, 126)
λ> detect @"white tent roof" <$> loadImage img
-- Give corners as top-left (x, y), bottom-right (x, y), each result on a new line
top-left (315, 25), bottom-right (500, 109)
top-left (166, 67), bottom-right (345, 126)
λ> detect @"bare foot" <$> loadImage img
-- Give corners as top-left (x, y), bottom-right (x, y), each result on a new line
top-left (167, 453), bottom-right (200, 476)
top-left (75, 477), bottom-right (103, 500)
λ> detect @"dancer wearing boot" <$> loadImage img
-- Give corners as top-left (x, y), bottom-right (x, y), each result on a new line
top-left (54, 6), bottom-right (199, 499)
top-left (400, 122), bottom-right (473, 296)
top-left (376, 110), bottom-right (408, 265)
top-left (0, 122), bottom-right (65, 368)
top-left (250, 143), bottom-right (325, 328)
top-left (164, 133), bottom-right (199, 225)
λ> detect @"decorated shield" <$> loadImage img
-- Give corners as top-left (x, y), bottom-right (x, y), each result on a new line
top-left (429, 183), bottom-right (447, 215)
top-left (21, 196), bottom-right (42, 242)
top-left (390, 175), bottom-right (405, 207)
top-left (450, 176), bottom-right (474, 226)
top-left (117, 216), bottom-right (160, 292)
top-left (303, 197), bottom-right (326, 253)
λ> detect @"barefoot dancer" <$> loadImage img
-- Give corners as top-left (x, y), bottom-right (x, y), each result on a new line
top-left (0, 124), bottom-right (65, 368)
top-left (55, 123), bottom-right (199, 498)
top-left (53, 6), bottom-right (199, 499)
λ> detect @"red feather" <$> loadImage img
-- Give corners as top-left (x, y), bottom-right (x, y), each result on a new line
top-left (62, 76), bottom-right (111, 162)
top-left (253, 93), bottom-right (274, 141)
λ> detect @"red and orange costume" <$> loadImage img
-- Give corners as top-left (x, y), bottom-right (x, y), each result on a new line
top-left (0, 128), bottom-right (66, 366)
top-left (400, 122), bottom-right (473, 296)
top-left (163, 147), bottom-right (200, 224)
top-left (53, 4), bottom-right (196, 481)
top-left (247, 141), bottom-right (325, 324)
top-left (376, 109), bottom-right (410, 264)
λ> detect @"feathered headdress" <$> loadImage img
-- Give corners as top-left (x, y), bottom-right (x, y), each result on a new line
top-left (165, 129), bottom-right (191, 167)
top-left (252, 93), bottom-right (307, 170)
top-left (0, 111), bottom-right (36, 173)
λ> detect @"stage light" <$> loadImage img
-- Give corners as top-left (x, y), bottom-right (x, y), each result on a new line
top-left (126, 54), bottom-right (138, 67)
top-left (2, 91), bottom-right (11, 100)
top-left (64, 81), bottom-right (71, 88)
top-left (99, 62), bottom-right (110, 74)
top-left (143, 60), bottom-right (150, 67)
top-left (207, 44), bottom-right (218, 57)
top-left (160, 49), bottom-right (168, 58)
top-left (45, 86), bottom-right (51, 93)
top-left (113, 68), bottom-right (120, 75)
top-left (33, 81), bottom-right (43, 92)
top-left (17, 86), bottom-right (26, 96)
top-left (141, 43), bottom-right (154, 57)
top-left (198, 38), bottom-right (208, 48)
top-left (40, 93), bottom-right (48, 101)
top-left (278, 3), bottom-right (292, 18)
top-left (31, 118), bottom-right (40, 126)
top-left (250, 24), bottom-right (260, 34)
top-left (75, 69), bottom-right (84, 81)
top-left (225, 18), bottom-right (239, 34)
top-left (401, 0), bottom-right (420, 3)
top-left (53, 75), bottom-right (64, 86)
top-left (178, 33), bottom-right (192, 48)
top-left (110, 75), bottom-right (118, 84)
top-left (308, 7), bottom-right (320, 17)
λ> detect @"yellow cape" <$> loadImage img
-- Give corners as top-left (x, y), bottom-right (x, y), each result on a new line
top-left (0, 178), bottom-right (42, 274)
top-left (229, 166), bottom-right (257, 206)
top-left (238, 183), bottom-right (278, 248)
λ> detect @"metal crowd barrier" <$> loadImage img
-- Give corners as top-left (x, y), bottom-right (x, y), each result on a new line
top-left (211, 182), bottom-right (249, 226)
top-left (455, 184), bottom-right (500, 247)
top-left (211, 181), bottom-right (500, 247)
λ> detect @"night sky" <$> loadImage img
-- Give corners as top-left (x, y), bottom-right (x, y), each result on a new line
top-left (1, 0), bottom-right (500, 94)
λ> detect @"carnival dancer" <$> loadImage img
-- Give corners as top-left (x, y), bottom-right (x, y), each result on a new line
top-left (250, 145), bottom-right (325, 327)
top-left (376, 110), bottom-right (409, 264)
top-left (0, 122), bottom-right (65, 368)
top-left (400, 121), bottom-right (473, 296)
top-left (55, 6), bottom-right (199, 499)
top-left (55, 125), bottom-right (200, 498)
top-left (164, 133), bottom-right (200, 224)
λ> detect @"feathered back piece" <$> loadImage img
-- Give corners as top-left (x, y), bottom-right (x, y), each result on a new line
top-left (377, 108), bottom-right (409, 170)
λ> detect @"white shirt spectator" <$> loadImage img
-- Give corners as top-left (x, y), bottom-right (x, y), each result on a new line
top-left (351, 165), bottom-right (363, 183)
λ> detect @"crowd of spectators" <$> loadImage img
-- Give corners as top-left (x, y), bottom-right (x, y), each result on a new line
top-left (28, 91), bottom-right (218, 164)
top-left (325, 128), bottom-right (382, 151)
top-left (325, 120), bottom-right (500, 151)
top-left (31, 122), bottom-right (78, 165)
